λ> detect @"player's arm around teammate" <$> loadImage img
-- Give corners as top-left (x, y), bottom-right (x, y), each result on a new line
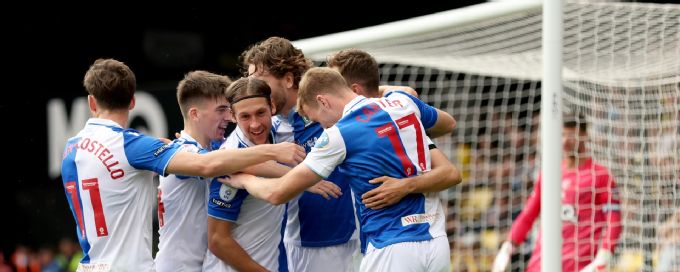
top-left (237, 156), bottom-right (341, 199)
top-left (166, 141), bottom-right (304, 177)
top-left (361, 147), bottom-right (461, 209)
top-left (222, 68), bottom-right (455, 206)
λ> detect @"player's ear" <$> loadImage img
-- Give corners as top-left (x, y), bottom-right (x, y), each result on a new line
top-left (87, 95), bottom-right (97, 113)
top-left (284, 72), bottom-right (294, 89)
top-left (350, 83), bottom-right (363, 96)
top-left (316, 94), bottom-right (328, 109)
top-left (189, 107), bottom-right (199, 121)
top-left (128, 96), bottom-right (136, 110)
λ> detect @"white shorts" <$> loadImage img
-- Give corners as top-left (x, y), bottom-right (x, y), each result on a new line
top-left (360, 236), bottom-right (450, 272)
top-left (285, 240), bottom-right (359, 272)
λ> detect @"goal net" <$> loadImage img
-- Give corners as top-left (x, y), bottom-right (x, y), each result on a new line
top-left (295, 1), bottom-right (680, 271)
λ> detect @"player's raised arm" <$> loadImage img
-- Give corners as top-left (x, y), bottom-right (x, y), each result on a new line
top-left (166, 142), bottom-right (305, 177)
top-left (492, 174), bottom-right (542, 272)
top-left (427, 108), bottom-right (456, 138)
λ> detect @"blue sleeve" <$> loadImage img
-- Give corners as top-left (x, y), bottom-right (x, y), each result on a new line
top-left (122, 130), bottom-right (182, 176)
top-left (386, 91), bottom-right (439, 129)
top-left (207, 178), bottom-right (248, 222)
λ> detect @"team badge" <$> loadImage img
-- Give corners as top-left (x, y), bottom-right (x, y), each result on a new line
top-left (314, 131), bottom-right (330, 149)
top-left (302, 116), bottom-right (314, 127)
top-left (219, 184), bottom-right (238, 202)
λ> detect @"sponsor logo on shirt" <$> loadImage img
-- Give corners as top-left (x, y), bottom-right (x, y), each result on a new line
top-left (211, 198), bottom-right (232, 208)
top-left (301, 116), bottom-right (314, 127)
top-left (154, 143), bottom-right (173, 157)
top-left (219, 184), bottom-right (238, 202)
top-left (401, 213), bottom-right (438, 226)
top-left (77, 263), bottom-right (111, 272)
top-left (561, 204), bottom-right (577, 223)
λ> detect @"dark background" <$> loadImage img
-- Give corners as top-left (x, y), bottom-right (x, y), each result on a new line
top-left (1, 4), bottom-right (483, 254)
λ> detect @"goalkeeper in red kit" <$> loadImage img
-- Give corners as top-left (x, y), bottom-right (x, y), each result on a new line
top-left (492, 115), bottom-right (623, 272)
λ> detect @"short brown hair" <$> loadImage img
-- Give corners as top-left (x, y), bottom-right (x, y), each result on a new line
top-left (240, 37), bottom-right (313, 89)
top-left (225, 77), bottom-right (272, 111)
top-left (176, 71), bottom-right (232, 118)
top-left (327, 49), bottom-right (379, 96)
top-left (297, 67), bottom-right (348, 116)
top-left (83, 58), bottom-right (136, 110)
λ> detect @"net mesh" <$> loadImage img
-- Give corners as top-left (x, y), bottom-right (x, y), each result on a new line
top-left (306, 2), bottom-right (679, 271)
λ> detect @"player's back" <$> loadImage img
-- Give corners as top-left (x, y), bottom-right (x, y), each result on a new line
top-left (273, 113), bottom-right (357, 247)
top-left (61, 118), bottom-right (178, 272)
top-left (328, 92), bottom-right (445, 249)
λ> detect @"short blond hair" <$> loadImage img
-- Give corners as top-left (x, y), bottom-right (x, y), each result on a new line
top-left (297, 67), bottom-right (348, 117)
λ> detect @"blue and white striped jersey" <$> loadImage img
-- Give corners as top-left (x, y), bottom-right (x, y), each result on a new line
top-left (304, 91), bottom-right (447, 249)
top-left (273, 110), bottom-right (357, 247)
top-left (203, 126), bottom-right (287, 272)
top-left (61, 118), bottom-right (182, 272)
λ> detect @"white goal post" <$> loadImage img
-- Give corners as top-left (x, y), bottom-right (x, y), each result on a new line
top-left (294, 1), bottom-right (680, 272)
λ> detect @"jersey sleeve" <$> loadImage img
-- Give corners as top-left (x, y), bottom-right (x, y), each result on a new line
top-left (508, 173), bottom-right (542, 244)
top-left (207, 178), bottom-right (249, 222)
top-left (170, 141), bottom-right (208, 180)
top-left (426, 135), bottom-right (437, 150)
top-left (385, 91), bottom-right (438, 129)
top-left (303, 126), bottom-right (346, 179)
top-left (596, 169), bottom-right (623, 252)
top-left (122, 130), bottom-right (181, 176)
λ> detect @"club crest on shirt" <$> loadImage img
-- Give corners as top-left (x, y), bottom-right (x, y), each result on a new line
top-left (219, 184), bottom-right (238, 202)
top-left (314, 132), bottom-right (330, 149)
top-left (302, 116), bottom-right (314, 127)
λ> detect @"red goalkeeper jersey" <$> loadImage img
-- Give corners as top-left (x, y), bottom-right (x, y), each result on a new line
top-left (508, 158), bottom-right (622, 272)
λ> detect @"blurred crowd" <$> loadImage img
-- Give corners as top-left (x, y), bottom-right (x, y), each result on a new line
top-left (444, 91), bottom-right (679, 271)
top-left (2, 238), bottom-right (82, 272)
